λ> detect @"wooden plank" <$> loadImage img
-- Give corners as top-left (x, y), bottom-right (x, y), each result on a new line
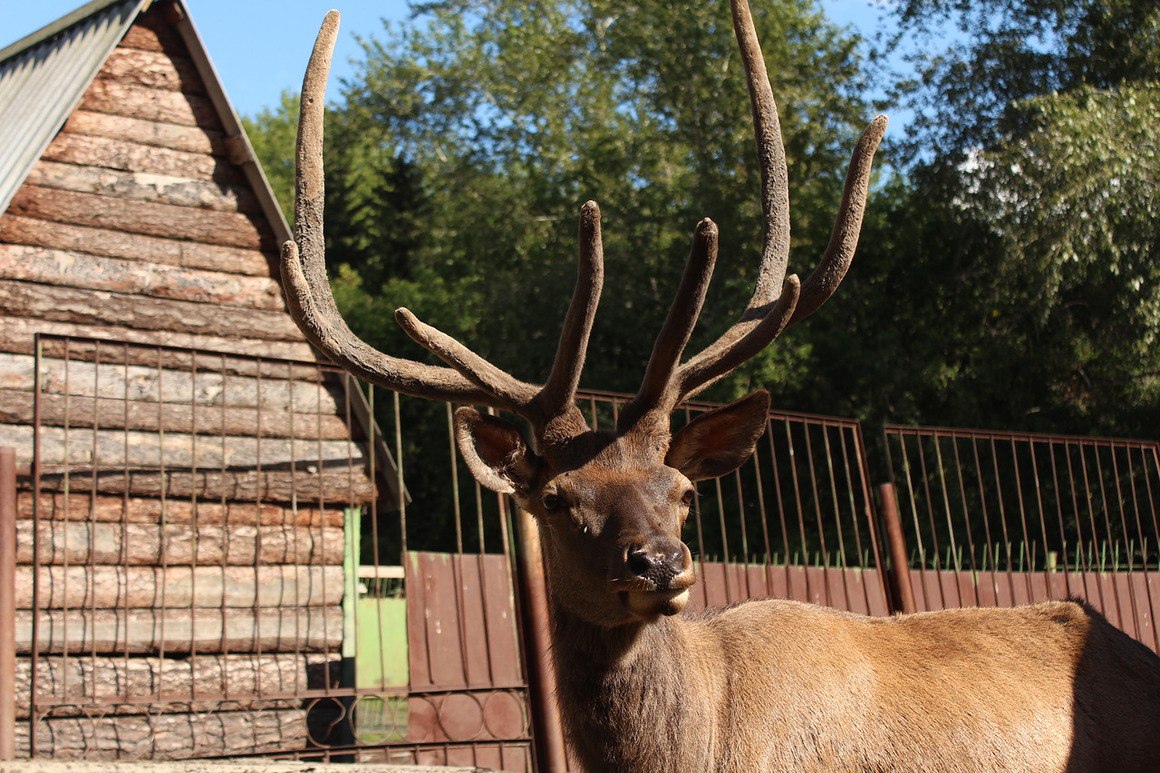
top-left (95, 48), bottom-right (204, 94)
top-left (827, 567), bottom-right (854, 611)
top-left (16, 606), bottom-right (344, 654)
top-left (785, 565), bottom-right (809, 603)
top-left (16, 565), bottom-right (344, 609)
top-left (7, 187), bottom-right (271, 250)
top-left (63, 110), bottom-right (223, 155)
top-left (16, 521), bottom-right (346, 566)
top-left (23, 162), bottom-right (260, 216)
top-left (28, 468), bottom-right (376, 507)
top-left (0, 243), bottom-right (281, 309)
top-left (765, 564), bottom-right (789, 601)
top-left (16, 653), bottom-right (335, 716)
top-left (120, 18), bottom-right (185, 55)
top-left (744, 564), bottom-right (769, 600)
top-left (0, 353), bottom-right (336, 410)
top-left (79, 79), bottom-right (219, 129)
top-left (19, 492), bottom-right (345, 528)
top-left (0, 214), bottom-right (273, 276)
top-left (863, 569), bottom-right (891, 617)
top-left (41, 134), bottom-right (239, 185)
top-left (0, 279), bottom-right (302, 341)
top-left (1128, 572), bottom-right (1158, 651)
top-left (0, 389), bottom-right (352, 441)
top-left (0, 423), bottom-right (363, 471)
top-left (16, 708), bottom-right (306, 759)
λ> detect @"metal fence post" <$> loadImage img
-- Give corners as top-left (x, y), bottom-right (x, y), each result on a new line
top-left (876, 482), bottom-right (916, 615)
top-left (513, 506), bottom-right (568, 772)
top-left (0, 446), bottom-right (17, 759)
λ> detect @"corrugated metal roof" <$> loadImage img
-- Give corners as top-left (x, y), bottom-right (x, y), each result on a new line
top-left (0, 0), bottom-right (147, 215)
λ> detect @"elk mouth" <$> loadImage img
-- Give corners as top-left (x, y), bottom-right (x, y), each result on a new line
top-left (611, 573), bottom-right (696, 619)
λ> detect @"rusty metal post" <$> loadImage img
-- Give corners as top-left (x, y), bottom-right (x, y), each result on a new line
top-left (513, 505), bottom-right (568, 772)
top-left (877, 482), bottom-right (916, 615)
top-left (0, 447), bottom-right (17, 759)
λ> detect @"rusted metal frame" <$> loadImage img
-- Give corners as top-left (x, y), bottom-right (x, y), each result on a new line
top-left (1108, 448), bottom-right (1144, 641)
top-left (732, 466), bottom-right (752, 597)
top-left (446, 403), bottom-right (465, 553)
top-left (712, 476), bottom-right (732, 597)
top-left (60, 342), bottom-right (73, 716)
top-left (913, 433), bottom-right (949, 608)
top-left (0, 445), bottom-right (16, 760)
top-left (749, 434), bottom-right (773, 564)
top-left (218, 352), bottom-right (233, 700)
top-left (837, 426), bottom-right (876, 615)
top-left (972, 435), bottom-right (1002, 588)
top-left (882, 423), bottom-right (1160, 452)
top-left (1005, 438), bottom-right (1038, 605)
top-left (983, 436), bottom-right (1020, 606)
top-left (784, 420), bottom-right (814, 600)
top-left (1075, 443), bottom-right (1110, 615)
top-left (1045, 441), bottom-right (1078, 599)
top-left (1091, 447), bottom-right (1129, 627)
top-left (1062, 441), bottom-right (1090, 575)
top-left (1121, 448), bottom-right (1160, 649)
top-left (931, 434), bottom-right (966, 607)
top-left (88, 341), bottom-right (101, 703)
top-left (765, 418), bottom-right (792, 593)
top-left (1137, 448), bottom-right (1160, 649)
top-left (685, 406), bottom-right (708, 573)
top-left (816, 422), bottom-right (852, 611)
top-left (948, 437), bottom-right (982, 606)
top-left (895, 434), bottom-right (932, 610)
top-left (121, 343), bottom-right (134, 696)
top-left (30, 336), bottom-right (43, 756)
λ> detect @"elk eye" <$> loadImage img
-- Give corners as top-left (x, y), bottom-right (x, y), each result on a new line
top-left (541, 493), bottom-right (564, 512)
top-left (680, 489), bottom-right (697, 508)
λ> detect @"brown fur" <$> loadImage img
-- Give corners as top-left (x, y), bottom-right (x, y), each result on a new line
top-left (458, 413), bottom-right (1160, 772)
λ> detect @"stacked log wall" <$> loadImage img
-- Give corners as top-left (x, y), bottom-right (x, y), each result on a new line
top-left (0, 4), bottom-right (375, 759)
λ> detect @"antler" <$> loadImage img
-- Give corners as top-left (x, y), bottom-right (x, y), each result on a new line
top-left (619, 0), bottom-right (886, 430)
top-left (281, 11), bottom-right (603, 434)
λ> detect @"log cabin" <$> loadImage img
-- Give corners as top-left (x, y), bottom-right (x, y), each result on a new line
top-left (0, 0), bottom-right (399, 759)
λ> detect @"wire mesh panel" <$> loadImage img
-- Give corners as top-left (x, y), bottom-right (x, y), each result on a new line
top-left (884, 426), bottom-right (1160, 651)
top-left (579, 391), bottom-right (890, 617)
top-left (22, 334), bottom-right (370, 760)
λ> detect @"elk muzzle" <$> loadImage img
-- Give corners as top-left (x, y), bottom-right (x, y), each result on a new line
top-left (615, 537), bottom-right (695, 619)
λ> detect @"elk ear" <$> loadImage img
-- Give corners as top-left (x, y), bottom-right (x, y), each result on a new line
top-left (454, 407), bottom-right (541, 496)
top-left (666, 391), bottom-right (771, 481)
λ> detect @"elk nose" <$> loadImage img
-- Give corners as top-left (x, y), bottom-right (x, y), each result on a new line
top-left (627, 543), bottom-right (686, 587)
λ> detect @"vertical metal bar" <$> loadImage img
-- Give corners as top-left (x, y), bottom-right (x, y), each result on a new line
top-left (512, 507), bottom-right (567, 773)
top-left (876, 482), bottom-right (916, 615)
top-left (447, 403), bottom-right (464, 553)
top-left (896, 434), bottom-right (929, 610)
top-left (949, 437), bottom-right (981, 606)
top-left (29, 336), bottom-right (43, 756)
top-left (0, 446), bottom-right (17, 760)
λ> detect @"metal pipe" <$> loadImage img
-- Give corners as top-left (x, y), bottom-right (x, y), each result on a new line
top-left (0, 446), bottom-right (17, 759)
top-left (513, 506), bottom-right (568, 772)
top-left (876, 482), bottom-right (916, 615)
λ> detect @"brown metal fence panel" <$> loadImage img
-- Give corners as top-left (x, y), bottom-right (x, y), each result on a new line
top-left (884, 425), bottom-right (1160, 651)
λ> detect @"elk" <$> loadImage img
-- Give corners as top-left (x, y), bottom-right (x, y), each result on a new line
top-left (281, 2), bottom-right (1160, 770)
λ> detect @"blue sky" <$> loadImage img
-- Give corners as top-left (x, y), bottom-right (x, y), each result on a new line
top-left (4, 0), bottom-right (896, 121)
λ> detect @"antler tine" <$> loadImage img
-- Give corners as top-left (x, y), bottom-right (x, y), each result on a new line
top-left (534, 201), bottom-right (605, 421)
top-left (282, 10), bottom-right (537, 412)
top-left (618, 219), bottom-right (719, 429)
top-left (648, 0), bottom-right (884, 408)
top-left (731, 0), bottom-right (790, 310)
top-left (788, 114), bottom-right (887, 326)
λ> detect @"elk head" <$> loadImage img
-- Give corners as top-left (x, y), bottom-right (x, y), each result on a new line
top-left (282, 1), bottom-right (885, 628)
